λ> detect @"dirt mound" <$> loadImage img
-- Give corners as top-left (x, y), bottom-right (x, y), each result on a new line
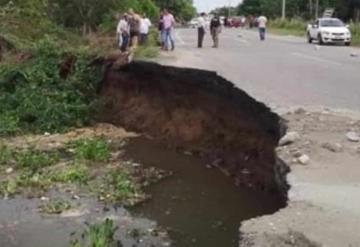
top-left (99, 61), bottom-right (288, 195)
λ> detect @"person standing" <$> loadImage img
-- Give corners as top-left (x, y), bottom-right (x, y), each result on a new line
top-left (162, 9), bottom-right (175, 51)
top-left (210, 14), bottom-right (221, 48)
top-left (158, 12), bottom-right (165, 49)
top-left (116, 13), bottom-right (130, 52)
top-left (128, 9), bottom-right (141, 48)
top-left (139, 14), bottom-right (152, 45)
top-left (197, 13), bottom-right (206, 48)
top-left (257, 15), bottom-right (268, 41)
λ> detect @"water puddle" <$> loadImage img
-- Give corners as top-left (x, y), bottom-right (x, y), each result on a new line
top-left (124, 137), bottom-right (285, 247)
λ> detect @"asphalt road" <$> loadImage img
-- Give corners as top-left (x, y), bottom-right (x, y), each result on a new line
top-left (159, 28), bottom-right (360, 112)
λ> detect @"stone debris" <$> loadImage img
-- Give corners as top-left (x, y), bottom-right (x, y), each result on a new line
top-left (321, 142), bottom-right (343, 153)
top-left (5, 167), bottom-right (13, 174)
top-left (279, 132), bottom-right (300, 146)
top-left (346, 131), bottom-right (360, 142)
top-left (298, 155), bottom-right (310, 165)
top-left (350, 52), bottom-right (358, 57)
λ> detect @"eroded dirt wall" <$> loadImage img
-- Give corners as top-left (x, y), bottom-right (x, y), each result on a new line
top-left (98, 61), bottom-right (288, 194)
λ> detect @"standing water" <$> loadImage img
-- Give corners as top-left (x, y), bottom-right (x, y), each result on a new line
top-left (124, 137), bottom-right (285, 247)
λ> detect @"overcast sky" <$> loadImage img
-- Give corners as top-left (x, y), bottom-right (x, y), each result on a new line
top-left (193, 0), bottom-right (243, 12)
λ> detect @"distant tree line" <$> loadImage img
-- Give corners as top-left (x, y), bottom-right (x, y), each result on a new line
top-left (0, 0), bottom-right (196, 33)
top-left (237, 0), bottom-right (360, 21)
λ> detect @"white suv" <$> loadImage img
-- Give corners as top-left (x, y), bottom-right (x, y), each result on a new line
top-left (307, 18), bottom-right (351, 46)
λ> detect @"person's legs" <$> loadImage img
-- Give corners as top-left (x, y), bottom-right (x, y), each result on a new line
top-left (168, 29), bottom-right (175, 50)
top-left (121, 34), bottom-right (129, 52)
top-left (198, 28), bottom-right (204, 48)
top-left (259, 28), bottom-right (266, 41)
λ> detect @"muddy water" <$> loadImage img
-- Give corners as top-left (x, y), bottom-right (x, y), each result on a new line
top-left (124, 138), bottom-right (285, 247)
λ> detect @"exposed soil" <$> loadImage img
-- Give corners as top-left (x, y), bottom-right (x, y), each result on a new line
top-left (99, 61), bottom-right (288, 195)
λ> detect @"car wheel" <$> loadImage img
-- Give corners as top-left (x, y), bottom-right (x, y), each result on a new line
top-left (318, 34), bottom-right (324, 45)
top-left (307, 32), bottom-right (313, 43)
top-left (345, 42), bottom-right (351, 46)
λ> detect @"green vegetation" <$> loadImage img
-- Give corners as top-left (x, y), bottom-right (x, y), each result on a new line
top-left (95, 169), bottom-right (138, 204)
top-left (135, 29), bottom-right (160, 59)
top-left (268, 18), bottom-right (307, 36)
top-left (50, 163), bottom-right (90, 184)
top-left (67, 138), bottom-right (111, 162)
top-left (237, 0), bottom-right (360, 22)
top-left (0, 146), bottom-right (58, 171)
top-left (70, 219), bottom-right (119, 247)
top-left (39, 198), bottom-right (72, 214)
top-left (267, 18), bottom-right (360, 45)
top-left (350, 22), bottom-right (360, 45)
top-left (15, 149), bottom-right (59, 171)
top-left (0, 38), bottom-right (103, 136)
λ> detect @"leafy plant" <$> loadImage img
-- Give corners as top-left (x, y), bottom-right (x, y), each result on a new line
top-left (15, 149), bottom-right (59, 171)
top-left (68, 138), bottom-right (111, 162)
top-left (0, 144), bottom-right (13, 165)
top-left (50, 163), bottom-right (90, 184)
top-left (39, 198), bottom-right (72, 214)
top-left (70, 219), bottom-right (120, 247)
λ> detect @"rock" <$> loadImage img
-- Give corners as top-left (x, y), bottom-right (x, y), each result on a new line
top-left (5, 167), bottom-right (14, 174)
top-left (346, 132), bottom-right (360, 142)
top-left (321, 142), bottom-right (343, 153)
top-left (44, 132), bottom-right (51, 136)
top-left (294, 108), bottom-right (306, 115)
top-left (40, 196), bottom-right (49, 201)
top-left (279, 132), bottom-right (300, 146)
top-left (350, 52), bottom-right (358, 57)
top-left (298, 154), bottom-right (310, 165)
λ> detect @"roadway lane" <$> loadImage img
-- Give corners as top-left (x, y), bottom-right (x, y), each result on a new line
top-left (159, 28), bottom-right (360, 111)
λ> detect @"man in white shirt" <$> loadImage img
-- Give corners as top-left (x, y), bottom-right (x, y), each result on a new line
top-left (257, 15), bottom-right (268, 41)
top-left (197, 12), bottom-right (207, 48)
top-left (139, 15), bottom-right (152, 45)
top-left (116, 13), bottom-right (130, 52)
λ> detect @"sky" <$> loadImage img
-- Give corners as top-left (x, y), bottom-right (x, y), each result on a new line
top-left (193, 0), bottom-right (243, 12)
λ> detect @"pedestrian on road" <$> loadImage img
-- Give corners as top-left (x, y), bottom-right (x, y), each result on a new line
top-left (210, 14), bottom-right (221, 48)
top-left (197, 13), bottom-right (206, 48)
top-left (139, 14), bottom-right (152, 45)
top-left (128, 9), bottom-right (141, 49)
top-left (163, 9), bottom-right (175, 51)
top-left (158, 12), bottom-right (165, 49)
top-left (116, 13), bottom-right (130, 52)
top-left (257, 15), bottom-right (268, 41)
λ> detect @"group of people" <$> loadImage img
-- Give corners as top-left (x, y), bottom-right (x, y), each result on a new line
top-left (116, 9), bottom-right (152, 52)
top-left (196, 13), bottom-right (268, 49)
top-left (116, 9), bottom-right (268, 53)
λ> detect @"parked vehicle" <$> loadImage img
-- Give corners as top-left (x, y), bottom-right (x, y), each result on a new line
top-left (307, 18), bottom-right (351, 46)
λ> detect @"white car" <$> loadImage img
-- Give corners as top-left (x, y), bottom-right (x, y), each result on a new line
top-left (307, 18), bottom-right (351, 46)
top-left (188, 18), bottom-right (198, 28)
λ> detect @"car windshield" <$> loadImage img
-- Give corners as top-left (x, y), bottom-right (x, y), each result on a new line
top-left (320, 19), bottom-right (344, 27)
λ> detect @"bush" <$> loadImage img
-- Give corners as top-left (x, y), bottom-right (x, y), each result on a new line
top-left (350, 22), bottom-right (360, 45)
top-left (0, 38), bottom-right (103, 136)
top-left (269, 18), bottom-right (307, 31)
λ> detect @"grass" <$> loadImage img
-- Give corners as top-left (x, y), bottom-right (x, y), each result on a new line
top-left (70, 219), bottom-right (119, 247)
top-left (94, 169), bottom-right (139, 204)
top-left (134, 29), bottom-right (160, 59)
top-left (67, 138), bottom-right (111, 162)
top-left (0, 145), bottom-right (58, 171)
top-left (268, 18), bottom-right (360, 46)
top-left (50, 163), bottom-right (90, 184)
top-left (39, 198), bottom-right (72, 214)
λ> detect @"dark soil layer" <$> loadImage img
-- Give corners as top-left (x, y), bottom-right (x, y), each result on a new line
top-left (99, 61), bottom-right (288, 195)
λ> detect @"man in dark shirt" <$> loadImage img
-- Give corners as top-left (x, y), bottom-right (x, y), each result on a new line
top-left (210, 15), bottom-right (221, 48)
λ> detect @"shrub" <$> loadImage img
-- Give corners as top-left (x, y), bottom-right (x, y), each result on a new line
top-left (68, 138), bottom-right (111, 162)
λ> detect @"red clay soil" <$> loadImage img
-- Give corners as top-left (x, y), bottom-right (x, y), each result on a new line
top-left (98, 61), bottom-right (288, 194)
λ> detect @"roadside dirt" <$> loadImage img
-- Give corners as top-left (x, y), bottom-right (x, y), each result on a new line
top-left (240, 108), bottom-right (360, 247)
top-left (98, 61), bottom-right (287, 194)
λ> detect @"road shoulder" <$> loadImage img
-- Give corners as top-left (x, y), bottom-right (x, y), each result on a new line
top-left (240, 108), bottom-right (360, 247)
